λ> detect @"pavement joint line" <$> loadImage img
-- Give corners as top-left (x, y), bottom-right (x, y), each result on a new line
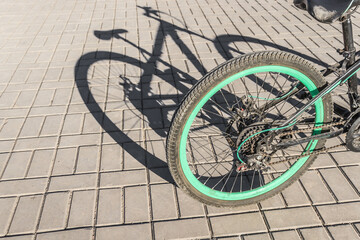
top-left (316, 168), bottom-right (339, 203)
top-left (3, 220), bottom-right (360, 239)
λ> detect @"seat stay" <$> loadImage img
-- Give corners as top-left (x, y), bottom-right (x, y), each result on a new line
top-left (277, 57), bottom-right (360, 129)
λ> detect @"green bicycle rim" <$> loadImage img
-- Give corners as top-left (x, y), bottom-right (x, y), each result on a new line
top-left (179, 65), bottom-right (324, 201)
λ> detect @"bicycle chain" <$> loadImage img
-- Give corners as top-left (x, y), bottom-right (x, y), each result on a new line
top-left (230, 120), bottom-right (347, 166)
top-left (268, 119), bottom-right (346, 165)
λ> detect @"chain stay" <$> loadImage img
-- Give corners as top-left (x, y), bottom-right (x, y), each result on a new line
top-left (268, 119), bottom-right (346, 165)
top-left (232, 119), bottom-right (347, 166)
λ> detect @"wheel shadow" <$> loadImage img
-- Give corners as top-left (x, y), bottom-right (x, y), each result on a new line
top-left (74, 6), bottom-right (330, 184)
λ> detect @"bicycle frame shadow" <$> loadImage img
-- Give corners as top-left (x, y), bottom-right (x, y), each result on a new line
top-left (74, 6), bottom-right (330, 184)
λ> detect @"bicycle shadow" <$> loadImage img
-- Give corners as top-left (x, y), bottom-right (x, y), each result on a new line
top-left (74, 6), bottom-right (329, 184)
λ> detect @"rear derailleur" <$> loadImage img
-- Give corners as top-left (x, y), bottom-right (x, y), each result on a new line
top-left (235, 153), bottom-right (271, 173)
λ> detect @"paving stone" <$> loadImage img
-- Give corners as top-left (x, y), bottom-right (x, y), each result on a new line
top-left (0, 197), bottom-right (16, 236)
top-left (271, 230), bottom-right (300, 240)
top-left (68, 190), bottom-right (96, 228)
top-left (150, 184), bottom-right (177, 220)
top-left (281, 181), bottom-right (310, 207)
top-left (33, 89), bottom-right (55, 106)
top-left (299, 171), bottom-right (334, 204)
top-left (0, 140), bottom-right (15, 153)
top-left (319, 168), bottom-right (358, 201)
top-left (27, 149), bottom-right (53, 177)
top-left (14, 90), bottom-right (36, 107)
top-left (124, 186), bottom-right (149, 223)
top-left (143, 108), bottom-right (163, 129)
top-left (0, 178), bottom-right (46, 196)
top-left (210, 212), bottom-right (266, 236)
top-left (148, 167), bottom-right (173, 184)
top-left (100, 170), bottom-right (146, 187)
top-left (317, 202), bottom-right (360, 225)
top-left (76, 145), bottom-right (98, 173)
top-left (14, 136), bottom-right (57, 151)
top-left (214, 237), bottom-right (240, 240)
top-left (28, 105), bottom-right (67, 116)
top-left (154, 218), bottom-right (209, 239)
top-left (48, 173), bottom-right (97, 191)
top-left (96, 224), bottom-right (151, 240)
top-left (107, 86), bottom-right (125, 103)
top-left (0, 118), bottom-right (24, 139)
top-left (11, 69), bottom-right (30, 84)
top-left (123, 109), bottom-right (142, 130)
top-left (70, 87), bottom-right (89, 105)
top-left (59, 134), bottom-right (100, 148)
top-left (101, 129), bottom-right (142, 145)
top-left (0, 92), bottom-right (18, 108)
top-left (0, 236), bottom-right (34, 240)
top-left (327, 224), bottom-right (360, 240)
top-left (243, 233), bottom-right (271, 240)
top-left (39, 115), bottom-right (63, 136)
top-left (123, 142), bottom-right (147, 170)
top-left (8, 195), bottom-right (42, 234)
top-left (0, 109), bottom-right (28, 119)
top-left (100, 144), bottom-right (122, 171)
top-left (354, 224), bottom-right (360, 238)
top-left (330, 151), bottom-right (360, 165)
top-left (38, 192), bottom-right (69, 231)
top-left (265, 207), bottom-right (321, 231)
top-left (36, 229), bottom-right (92, 240)
top-left (1, 151), bottom-right (31, 180)
top-left (146, 140), bottom-right (167, 168)
top-left (342, 165), bottom-right (360, 192)
top-left (43, 68), bottom-right (62, 82)
top-left (300, 227), bottom-right (330, 240)
top-left (18, 116), bottom-right (43, 137)
top-left (176, 187), bottom-right (204, 218)
top-left (27, 69), bottom-right (46, 83)
top-left (207, 203), bottom-right (258, 216)
top-left (0, 152), bottom-right (8, 177)
top-left (52, 147), bottom-right (77, 175)
top-left (61, 113), bottom-right (83, 134)
top-left (97, 188), bottom-right (122, 225)
top-left (259, 194), bottom-right (285, 210)
top-left (309, 153), bottom-right (337, 169)
top-left (102, 110), bottom-right (123, 132)
top-left (82, 112), bottom-right (102, 134)
top-left (52, 88), bottom-right (73, 105)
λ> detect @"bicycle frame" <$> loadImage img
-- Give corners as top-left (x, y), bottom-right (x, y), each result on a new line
top-left (278, 14), bottom-right (360, 130)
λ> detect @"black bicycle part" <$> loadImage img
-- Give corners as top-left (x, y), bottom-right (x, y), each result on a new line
top-left (274, 129), bottom-right (343, 149)
top-left (346, 115), bottom-right (360, 151)
top-left (258, 15), bottom-right (360, 155)
top-left (277, 57), bottom-right (360, 130)
top-left (342, 15), bottom-right (360, 111)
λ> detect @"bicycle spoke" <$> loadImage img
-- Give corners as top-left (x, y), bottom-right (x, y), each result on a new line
top-left (208, 98), bottom-right (234, 118)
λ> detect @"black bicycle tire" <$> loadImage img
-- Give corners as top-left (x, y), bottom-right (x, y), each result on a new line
top-left (166, 51), bottom-right (333, 207)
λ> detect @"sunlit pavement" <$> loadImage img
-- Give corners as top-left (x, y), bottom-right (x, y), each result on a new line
top-left (0, 0), bottom-right (359, 239)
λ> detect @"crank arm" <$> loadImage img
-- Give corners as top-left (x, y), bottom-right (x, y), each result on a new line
top-left (274, 129), bottom-right (344, 150)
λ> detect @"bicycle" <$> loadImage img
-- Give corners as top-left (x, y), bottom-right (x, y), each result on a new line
top-left (166, 0), bottom-right (360, 207)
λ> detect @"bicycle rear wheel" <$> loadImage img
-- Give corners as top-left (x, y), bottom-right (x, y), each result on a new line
top-left (166, 51), bottom-right (332, 207)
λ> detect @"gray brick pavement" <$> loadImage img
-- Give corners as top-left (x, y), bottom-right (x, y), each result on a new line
top-left (0, 0), bottom-right (360, 239)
